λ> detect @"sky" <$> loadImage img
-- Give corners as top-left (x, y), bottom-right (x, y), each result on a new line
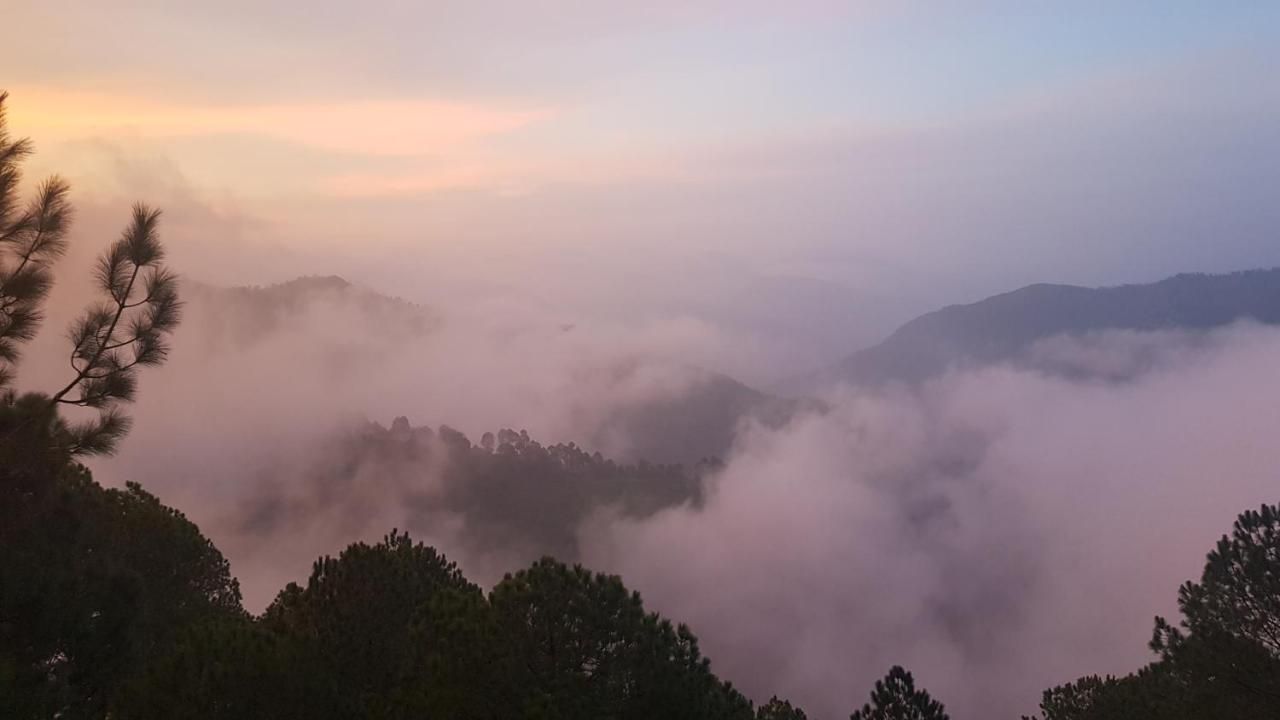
top-left (9, 4), bottom-right (1280, 717)
top-left (7, 2), bottom-right (1280, 376)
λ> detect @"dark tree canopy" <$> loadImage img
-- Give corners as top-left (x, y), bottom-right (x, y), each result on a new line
top-left (241, 417), bottom-right (712, 566)
top-left (116, 618), bottom-right (336, 720)
top-left (850, 666), bottom-right (950, 720)
top-left (1156, 503), bottom-right (1280, 658)
top-left (486, 558), bottom-right (755, 720)
top-left (1028, 502), bottom-right (1280, 720)
top-left (757, 696), bottom-right (809, 719)
top-left (1, 461), bottom-right (242, 719)
top-left (130, 543), bottom-right (763, 720)
top-left (260, 530), bottom-right (475, 718)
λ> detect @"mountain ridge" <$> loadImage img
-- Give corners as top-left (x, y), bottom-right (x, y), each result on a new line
top-left (803, 267), bottom-right (1280, 390)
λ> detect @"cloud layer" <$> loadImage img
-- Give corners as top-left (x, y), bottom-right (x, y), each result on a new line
top-left (584, 324), bottom-right (1280, 718)
top-left (17, 230), bottom-right (1280, 718)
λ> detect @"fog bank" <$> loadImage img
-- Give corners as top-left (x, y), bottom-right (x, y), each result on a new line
top-left (584, 324), bottom-right (1280, 717)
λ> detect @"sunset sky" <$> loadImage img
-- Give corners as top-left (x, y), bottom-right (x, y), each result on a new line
top-left (10, 8), bottom-right (1280, 716)
top-left (6, 1), bottom-right (1280, 366)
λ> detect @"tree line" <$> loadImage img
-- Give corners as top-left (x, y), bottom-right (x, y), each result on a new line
top-left (3, 91), bottom-right (1278, 719)
top-left (236, 416), bottom-right (713, 567)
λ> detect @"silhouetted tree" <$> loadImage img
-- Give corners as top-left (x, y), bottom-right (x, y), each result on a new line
top-left (408, 584), bottom-right (511, 719)
top-left (1026, 668), bottom-right (1190, 720)
top-left (1027, 503), bottom-right (1280, 719)
top-left (758, 696), bottom-right (809, 719)
top-left (488, 557), bottom-right (755, 720)
top-left (48, 203), bottom-right (180, 454)
top-left (261, 530), bottom-right (475, 718)
top-left (1149, 502), bottom-right (1280, 711)
top-left (0, 91), bottom-right (70, 389)
top-left (0, 91), bottom-right (180, 458)
top-left (1, 466), bottom-right (242, 719)
top-left (850, 666), bottom-right (949, 720)
top-left (1155, 504), bottom-right (1280, 656)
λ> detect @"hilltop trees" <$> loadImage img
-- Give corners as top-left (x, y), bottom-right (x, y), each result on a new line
top-left (0, 461), bottom-right (243, 718)
top-left (126, 541), bottom-right (766, 720)
top-left (486, 558), bottom-right (755, 720)
top-left (849, 666), bottom-right (950, 720)
top-left (1147, 503), bottom-right (1280, 714)
top-left (261, 531), bottom-right (476, 718)
top-left (1153, 503), bottom-right (1280, 659)
top-left (245, 417), bottom-right (709, 568)
top-left (1028, 502), bottom-right (1280, 719)
top-left (757, 697), bottom-right (809, 719)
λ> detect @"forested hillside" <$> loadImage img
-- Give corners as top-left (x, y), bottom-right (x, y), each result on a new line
top-left (181, 275), bottom-right (801, 466)
top-left (238, 417), bottom-right (714, 566)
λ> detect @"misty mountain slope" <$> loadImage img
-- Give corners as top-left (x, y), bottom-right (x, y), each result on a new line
top-left (182, 275), bottom-right (437, 348)
top-left (180, 275), bottom-right (808, 465)
top-left (586, 364), bottom-right (819, 465)
top-left (234, 418), bottom-right (715, 582)
top-left (810, 268), bottom-right (1280, 388)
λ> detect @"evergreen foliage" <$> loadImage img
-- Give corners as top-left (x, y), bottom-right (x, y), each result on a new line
top-left (0, 91), bottom-right (180, 458)
top-left (849, 666), bottom-right (950, 720)
top-left (1027, 503), bottom-right (1280, 719)
top-left (757, 697), bottom-right (809, 719)
top-left (0, 91), bottom-right (70, 390)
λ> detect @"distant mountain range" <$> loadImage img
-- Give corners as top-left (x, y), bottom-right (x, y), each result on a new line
top-left (179, 275), bottom-right (800, 465)
top-left (172, 267), bottom-right (1280, 615)
top-left (187, 268), bottom-right (1280, 465)
top-left (805, 268), bottom-right (1280, 390)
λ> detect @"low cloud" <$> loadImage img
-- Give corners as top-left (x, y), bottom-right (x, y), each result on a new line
top-left (582, 323), bottom-right (1280, 718)
top-left (23, 270), bottom-right (760, 607)
top-left (16, 209), bottom-right (1280, 718)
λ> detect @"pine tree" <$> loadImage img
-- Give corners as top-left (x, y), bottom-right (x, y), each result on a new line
top-left (0, 91), bottom-right (71, 389)
top-left (0, 90), bottom-right (179, 457)
top-left (1026, 503), bottom-right (1280, 719)
top-left (850, 666), bottom-right (949, 720)
top-left (1155, 503), bottom-right (1280, 658)
top-left (1149, 502), bottom-right (1280, 711)
top-left (757, 696), bottom-right (808, 719)
top-left (48, 203), bottom-right (180, 454)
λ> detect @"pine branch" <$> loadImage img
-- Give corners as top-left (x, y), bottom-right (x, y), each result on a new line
top-left (47, 203), bottom-right (179, 455)
top-left (51, 246), bottom-right (143, 402)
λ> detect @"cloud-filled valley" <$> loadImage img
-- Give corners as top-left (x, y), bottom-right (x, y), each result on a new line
top-left (18, 260), bottom-right (1280, 718)
top-left (9, 8), bottom-right (1280, 718)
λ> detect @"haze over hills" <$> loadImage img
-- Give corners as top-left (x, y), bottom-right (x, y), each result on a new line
top-left (181, 274), bottom-right (806, 466)
top-left (78, 263), bottom-right (1280, 716)
top-left (800, 268), bottom-right (1280, 391)
top-left (10, 6), bottom-right (1280, 717)
top-left (182, 274), bottom-right (438, 347)
top-left (184, 267), bottom-right (1280, 468)
top-left (22, 260), bottom-right (1280, 719)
